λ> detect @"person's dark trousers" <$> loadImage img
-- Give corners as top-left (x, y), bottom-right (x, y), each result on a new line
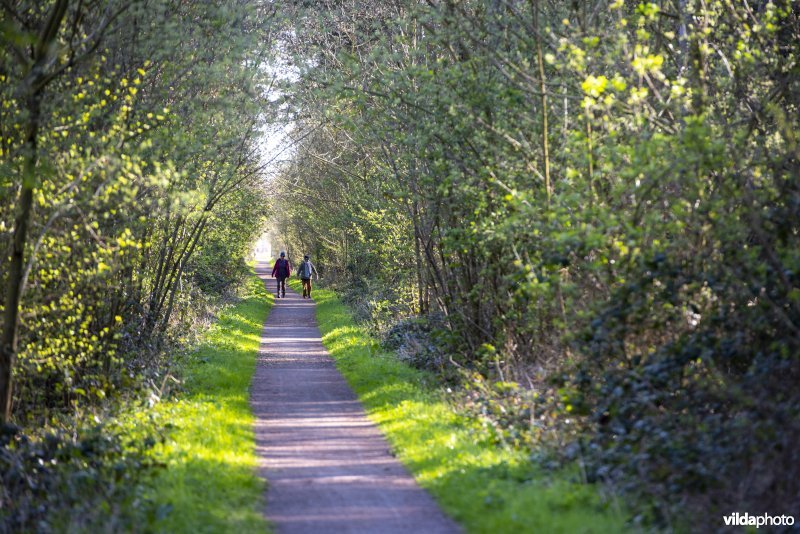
top-left (301, 278), bottom-right (312, 298)
top-left (276, 277), bottom-right (287, 297)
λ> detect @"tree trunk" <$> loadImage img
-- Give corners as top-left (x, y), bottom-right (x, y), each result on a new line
top-left (412, 199), bottom-right (426, 314)
top-left (533, 0), bottom-right (552, 204)
top-left (689, 0), bottom-right (707, 114)
top-left (1, 94), bottom-right (41, 422)
top-left (0, 0), bottom-right (70, 421)
top-left (156, 218), bottom-right (207, 340)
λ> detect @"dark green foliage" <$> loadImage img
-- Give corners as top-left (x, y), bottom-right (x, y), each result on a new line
top-left (382, 314), bottom-right (448, 371)
top-left (579, 247), bottom-right (800, 524)
top-left (0, 420), bottom-right (160, 532)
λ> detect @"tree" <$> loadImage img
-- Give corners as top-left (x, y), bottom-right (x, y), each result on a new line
top-left (0, 0), bottom-right (134, 422)
top-left (1, 0), bottom-right (276, 421)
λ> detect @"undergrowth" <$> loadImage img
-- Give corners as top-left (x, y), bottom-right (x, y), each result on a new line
top-left (0, 413), bottom-right (160, 533)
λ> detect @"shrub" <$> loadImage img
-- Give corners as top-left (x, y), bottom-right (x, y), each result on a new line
top-left (0, 417), bottom-right (161, 532)
top-left (382, 314), bottom-right (448, 371)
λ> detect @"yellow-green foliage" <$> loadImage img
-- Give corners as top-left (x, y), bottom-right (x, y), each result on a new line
top-left (291, 280), bottom-right (627, 533)
top-left (149, 273), bottom-right (272, 533)
top-left (1, 1), bottom-right (272, 421)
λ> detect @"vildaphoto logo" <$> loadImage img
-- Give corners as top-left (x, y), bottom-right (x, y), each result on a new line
top-left (723, 512), bottom-right (795, 528)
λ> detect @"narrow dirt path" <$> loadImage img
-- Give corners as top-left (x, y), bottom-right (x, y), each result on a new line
top-left (251, 263), bottom-right (460, 534)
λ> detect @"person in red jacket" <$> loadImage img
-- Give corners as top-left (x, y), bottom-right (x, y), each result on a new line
top-left (271, 251), bottom-right (292, 298)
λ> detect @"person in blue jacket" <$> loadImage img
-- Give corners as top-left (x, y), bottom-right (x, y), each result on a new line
top-left (296, 255), bottom-right (319, 299)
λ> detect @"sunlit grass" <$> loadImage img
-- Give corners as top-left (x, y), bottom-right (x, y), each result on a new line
top-left (292, 279), bottom-right (627, 533)
top-left (148, 273), bottom-right (272, 533)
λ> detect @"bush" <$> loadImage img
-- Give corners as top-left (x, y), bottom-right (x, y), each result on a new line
top-left (575, 251), bottom-right (800, 528)
top-left (382, 314), bottom-right (448, 371)
top-left (0, 417), bottom-right (161, 533)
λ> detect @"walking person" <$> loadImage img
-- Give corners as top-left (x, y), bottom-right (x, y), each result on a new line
top-left (297, 255), bottom-right (318, 299)
top-left (271, 251), bottom-right (292, 298)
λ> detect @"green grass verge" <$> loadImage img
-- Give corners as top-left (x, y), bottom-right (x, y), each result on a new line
top-left (148, 272), bottom-right (272, 533)
top-left (289, 279), bottom-right (627, 533)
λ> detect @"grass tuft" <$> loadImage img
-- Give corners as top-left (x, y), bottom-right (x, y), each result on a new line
top-left (293, 280), bottom-right (627, 533)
